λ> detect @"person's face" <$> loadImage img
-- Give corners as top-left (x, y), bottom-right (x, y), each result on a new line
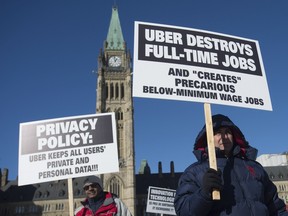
top-left (213, 127), bottom-right (234, 156)
top-left (84, 183), bottom-right (102, 199)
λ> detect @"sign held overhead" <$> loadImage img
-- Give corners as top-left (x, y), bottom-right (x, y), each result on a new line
top-left (18, 113), bottom-right (119, 186)
top-left (133, 21), bottom-right (272, 111)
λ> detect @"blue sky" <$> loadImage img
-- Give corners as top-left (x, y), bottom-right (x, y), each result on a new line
top-left (1, 0), bottom-right (288, 181)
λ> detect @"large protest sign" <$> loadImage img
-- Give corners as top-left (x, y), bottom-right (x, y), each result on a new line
top-left (146, 186), bottom-right (176, 215)
top-left (18, 113), bottom-right (119, 186)
top-left (133, 21), bottom-right (272, 111)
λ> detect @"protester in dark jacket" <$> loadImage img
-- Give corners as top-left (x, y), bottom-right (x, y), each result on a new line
top-left (174, 114), bottom-right (288, 216)
top-left (75, 175), bottom-right (132, 216)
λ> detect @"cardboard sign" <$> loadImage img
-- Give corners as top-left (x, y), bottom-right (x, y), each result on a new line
top-left (146, 186), bottom-right (176, 215)
top-left (133, 21), bottom-right (272, 111)
top-left (18, 113), bottom-right (119, 186)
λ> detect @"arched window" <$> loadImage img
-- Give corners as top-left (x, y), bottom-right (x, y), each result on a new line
top-left (74, 189), bottom-right (81, 196)
top-left (43, 191), bottom-right (50, 198)
top-left (34, 191), bottom-right (42, 198)
top-left (105, 83), bottom-right (109, 99)
top-left (116, 83), bottom-right (119, 99)
top-left (121, 83), bottom-right (124, 99)
top-left (110, 83), bottom-right (114, 98)
top-left (58, 189), bottom-right (65, 197)
top-left (117, 110), bottom-right (123, 120)
top-left (109, 176), bottom-right (122, 198)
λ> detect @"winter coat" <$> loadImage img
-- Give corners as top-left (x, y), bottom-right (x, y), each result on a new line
top-left (174, 114), bottom-right (288, 216)
top-left (75, 192), bottom-right (132, 216)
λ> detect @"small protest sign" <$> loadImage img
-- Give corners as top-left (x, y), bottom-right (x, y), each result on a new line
top-left (146, 186), bottom-right (176, 215)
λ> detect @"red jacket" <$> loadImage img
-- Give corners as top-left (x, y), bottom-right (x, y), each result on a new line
top-left (75, 192), bottom-right (117, 216)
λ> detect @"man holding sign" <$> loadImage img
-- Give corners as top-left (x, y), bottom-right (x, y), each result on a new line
top-left (174, 114), bottom-right (288, 215)
top-left (74, 175), bottom-right (132, 216)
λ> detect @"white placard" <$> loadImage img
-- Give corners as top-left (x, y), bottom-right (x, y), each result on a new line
top-left (133, 21), bottom-right (272, 111)
top-left (146, 186), bottom-right (176, 215)
top-left (18, 113), bottom-right (119, 186)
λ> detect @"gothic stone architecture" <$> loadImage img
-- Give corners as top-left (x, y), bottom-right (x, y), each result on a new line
top-left (0, 161), bottom-right (182, 216)
top-left (95, 6), bottom-right (136, 215)
top-left (1, 163), bottom-right (288, 215)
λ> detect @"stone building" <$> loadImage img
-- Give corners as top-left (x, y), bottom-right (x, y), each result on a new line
top-left (0, 161), bottom-right (181, 216)
top-left (263, 166), bottom-right (288, 205)
top-left (1, 162), bottom-right (287, 215)
top-left (95, 5), bottom-right (135, 215)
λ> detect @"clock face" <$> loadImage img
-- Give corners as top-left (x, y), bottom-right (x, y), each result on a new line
top-left (108, 56), bottom-right (122, 67)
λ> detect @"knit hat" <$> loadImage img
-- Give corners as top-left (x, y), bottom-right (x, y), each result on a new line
top-left (83, 175), bottom-right (103, 189)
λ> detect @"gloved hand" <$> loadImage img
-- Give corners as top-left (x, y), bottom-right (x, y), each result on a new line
top-left (201, 168), bottom-right (223, 198)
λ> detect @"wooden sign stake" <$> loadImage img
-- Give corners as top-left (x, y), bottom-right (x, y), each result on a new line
top-left (204, 103), bottom-right (220, 200)
top-left (68, 178), bottom-right (74, 215)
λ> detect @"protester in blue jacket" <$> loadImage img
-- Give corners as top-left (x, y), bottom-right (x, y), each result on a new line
top-left (174, 114), bottom-right (288, 216)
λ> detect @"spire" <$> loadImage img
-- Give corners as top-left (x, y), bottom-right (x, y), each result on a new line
top-left (138, 159), bottom-right (151, 174)
top-left (105, 6), bottom-right (125, 50)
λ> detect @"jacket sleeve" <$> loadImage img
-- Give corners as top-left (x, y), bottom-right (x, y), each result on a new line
top-left (174, 165), bottom-right (215, 216)
top-left (74, 206), bottom-right (84, 216)
top-left (262, 168), bottom-right (288, 215)
top-left (114, 198), bottom-right (133, 216)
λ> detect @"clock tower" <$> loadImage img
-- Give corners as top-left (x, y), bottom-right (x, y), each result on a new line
top-left (95, 6), bottom-right (136, 215)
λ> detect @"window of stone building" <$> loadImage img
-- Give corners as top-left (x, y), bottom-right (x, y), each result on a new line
top-left (59, 189), bottom-right (65, 197)
top-left (109, 176), bottom-right (122, 198)
top-left (43, 191), bottom-right (50, 198)
top-left (75, 189), bottom-right (81, 196)
top-left (105, 83), bottom-right (109, 99)
top-left (110, 83), bottom-right (114, 99)
top-left (56, 203), bottom-right (64, 211)
top-left (29, 205), bottom-right (39, 213)
top-left (117, 123), bottom-right (123, 158)
top-left (121, 83), bottom-right (124, 99)
top-left (116, 83), bottom-right (119, 98)
top-left (284, 195), bottom-right (288, 203)
top-left (35, 191), bottom-right (42, 198)
top-left (117, 110), bottom-right (123, 121)
top-left (43, 204), bottom-right (51, 212)
top-left (278, 184), bottom-right (287, 192)
top-left (15, 206), bottom-right (24, 214)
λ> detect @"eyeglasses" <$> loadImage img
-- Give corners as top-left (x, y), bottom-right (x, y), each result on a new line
top-left (83, 183), bottom-right (99, 191)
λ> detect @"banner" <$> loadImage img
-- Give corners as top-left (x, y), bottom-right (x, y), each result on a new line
top-left (133, 21), bottom-right (272, 111)
top-left (18, 113), bottom-right (119, 186)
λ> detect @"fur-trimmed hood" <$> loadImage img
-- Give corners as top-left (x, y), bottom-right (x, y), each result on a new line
top-left (193, 114), bottom-right (258, 160)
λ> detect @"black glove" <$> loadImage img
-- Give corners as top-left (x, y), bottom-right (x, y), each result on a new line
top-left (202, 168), bottom-right (223, 197)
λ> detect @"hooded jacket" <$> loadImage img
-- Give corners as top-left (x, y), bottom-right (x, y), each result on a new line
top-left (174, 114), bottom-right (288, 216)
